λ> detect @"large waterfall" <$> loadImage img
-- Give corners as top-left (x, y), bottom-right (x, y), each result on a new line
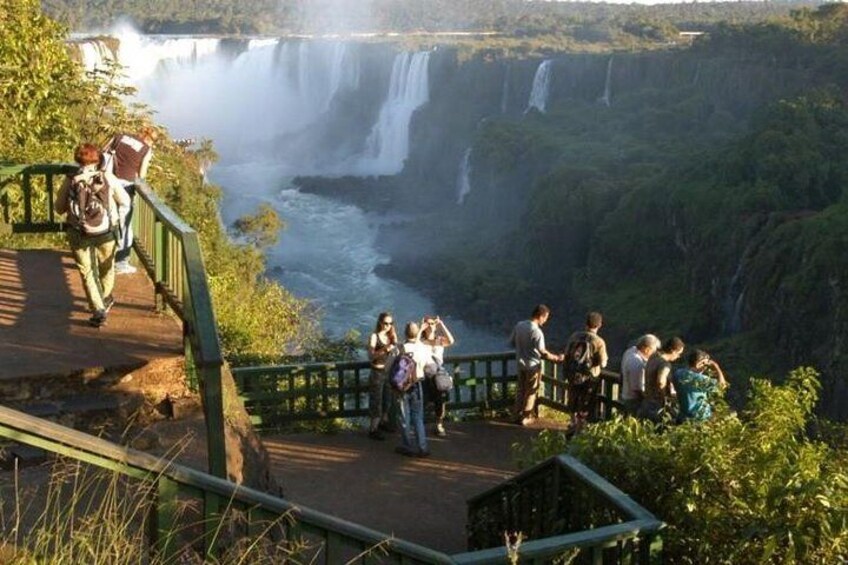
top-left (73, 31), bottom-right (497, 350)
top-left (526, 59), bottom-right (553, 114)
top-left (357, 51), bottom-right (431, 176)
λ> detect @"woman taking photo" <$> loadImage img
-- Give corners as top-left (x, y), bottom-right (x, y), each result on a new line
top-left (420, 315), bottom-right (455, 437)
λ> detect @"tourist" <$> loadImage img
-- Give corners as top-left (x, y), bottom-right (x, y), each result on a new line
top-left (564, 311), bottom-right (608, 432)
top-left (420, 315), bottom-right (455, 437)
top-left (55, 143), bottom-right (130, 328)
top-left (395, 322), bottom-right (433, 457)
top-left (366, 312), bottom-right (398, 440)
top-left (102, 126), bottom-right (158, 275)
top-left (672, 349), bottom-right (728, 423)
top-left (509, 305), bottom-right (564, 426)
top-left (638, 337), bottom-right (685, 423)
top-left (619, 334), bottom-right (660, 415)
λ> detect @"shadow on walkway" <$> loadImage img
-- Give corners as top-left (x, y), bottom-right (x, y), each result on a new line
top-left (0, 249), bottom-right (182, 381)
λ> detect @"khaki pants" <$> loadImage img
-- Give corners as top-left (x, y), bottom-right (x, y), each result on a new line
top-left (69, 231), bottom-right (116, 312)
top-left (513, 365), bottom-right (542, 420)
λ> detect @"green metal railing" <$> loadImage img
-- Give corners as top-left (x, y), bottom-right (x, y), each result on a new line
top-left (0, 163), bottom-right (226, 480)
top-left (233, 352), bottom-right (624, 431)
top-left (463, 455), bottom-right (663, 564)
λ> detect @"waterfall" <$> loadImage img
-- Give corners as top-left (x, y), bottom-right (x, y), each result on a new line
top-left (598, 56), bottom-right (613, 107)
top-left (75, 39), bottom-right (116, 73)
top-left (525, 59), bottom-right (553, 114)
top-left (500, 64), bottom-right (511, 114)
top-left (456, 147), bottom-right (473, 205)
top-left (357, 50), bottom-right (431, 176)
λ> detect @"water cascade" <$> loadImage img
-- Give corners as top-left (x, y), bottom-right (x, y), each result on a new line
top-left (598, 56), bottom-right (613, 107)
top-left (74, 39), bottom-right (116, 74)
top-left (525, 59), bottom-right (553, 114)
top-left (456, 147), bottom-right (473, 205)
top-left (500, 64), bottom-right (511, 114)
top-left (357, 51), bottom-right (432, 176)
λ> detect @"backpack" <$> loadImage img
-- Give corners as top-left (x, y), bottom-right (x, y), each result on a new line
top-left (388, 351), bottom-right (417, 392)
top-left (563, 333), bottom-right (596, 385)
top-left (68, 170), bottom-right (112, 236)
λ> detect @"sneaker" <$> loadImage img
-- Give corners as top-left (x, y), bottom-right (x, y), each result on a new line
top-left (377, 421), bottom-right (396, 433)
top-left (88, 310), bottom-right (107, 328)
top-left (394, 446), bottom-right (415, 457)
top-left (368, 430), bottom-right (385, 441)
top-left (103, 295), bottom-right (115, 314)
top-left (414, 449), bottom-right (431, 458)
top-left (115, 261), bottom-right (137, 275)
top-left (520, 416), bottom-right (536, 427)
top-left (435, 423), bottom-right (446, 437)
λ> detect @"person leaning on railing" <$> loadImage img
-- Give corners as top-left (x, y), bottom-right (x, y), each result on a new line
top-left (55, 143), bottom-right (130, 328)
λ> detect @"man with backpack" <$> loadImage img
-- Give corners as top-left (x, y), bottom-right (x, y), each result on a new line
top-left (55, 143), bottom-right (130, 327)
top-left (563, 311), bottom-right (608, 432)
top-left (390, 322), bottom-right (433, 457)
top-left (102, 126), bottom-right (157, 275)
top-left (509, 305), bottom-right (564, 426)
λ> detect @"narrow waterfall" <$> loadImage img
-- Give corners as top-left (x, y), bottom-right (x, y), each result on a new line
top-left (598, 56), bottom-right (613, 107)
top-left (75, 39), bottom-right (116, 73)
top-left (358, 50), bottom-right (431, 176)
top-left (456, 147), bottom-right (473, 205)
top-left (525, 59), bottom-right (553, 114)
top-left (500, 64), bottom-right (511, 114)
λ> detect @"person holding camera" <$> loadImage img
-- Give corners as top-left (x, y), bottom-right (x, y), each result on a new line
top-left (672, 349), bottom-right (728, 423)
top-left (420, 315), bottom-right (455, 437)
top-left (367, 312), bottom-right (398, 440)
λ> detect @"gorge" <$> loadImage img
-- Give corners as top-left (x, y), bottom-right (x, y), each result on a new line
top-left (72, 13), bottom-right (848, 418)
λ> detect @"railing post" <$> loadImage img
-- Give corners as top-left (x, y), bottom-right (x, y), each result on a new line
top-left (149, 476), bottom-right (179, 562)
top-left (201, 363), bottom-right (227, 479)
top-left (154, 219), bottom-right (165, 312)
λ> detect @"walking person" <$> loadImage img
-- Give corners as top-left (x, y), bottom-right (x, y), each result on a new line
top-left (367, 312), bottom-right (398, 440)
top-left (563, 311), bottom-right (608, 432)
top-left (509, 305), bottom-right (564, 427)
top-left (55, 143), bottom-right (130, 327)
top-left (394, 322), bottom-right (433, 457)
top-left (102, 126), bottom-right (158, 275)
top-left (420, 315), bottom-right (455, 437)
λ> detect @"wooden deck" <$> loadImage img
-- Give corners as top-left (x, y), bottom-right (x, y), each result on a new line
top-left (264, 420), bottom-right (551, 554)
top-left (0, 249), bottom-right (183, 380)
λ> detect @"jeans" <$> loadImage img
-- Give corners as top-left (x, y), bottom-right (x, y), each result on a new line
top-left (116, 184), bottom-right (135, 263)
top-left (396, 381), bottom-right (427, 453)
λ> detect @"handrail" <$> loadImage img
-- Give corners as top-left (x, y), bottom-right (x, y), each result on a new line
top-left (0, 164), bottom-right (226, 480)
top-left (0, 403), bottom-right (454, 564)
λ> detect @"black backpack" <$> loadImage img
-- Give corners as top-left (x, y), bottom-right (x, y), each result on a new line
top-left (68, 169), bottom-right (111, 236)
top-left (564, 333), bottom-right (596, 385)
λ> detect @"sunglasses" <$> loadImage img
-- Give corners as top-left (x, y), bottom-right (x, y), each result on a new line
top-left (382, 320), bottom-right (393, 326)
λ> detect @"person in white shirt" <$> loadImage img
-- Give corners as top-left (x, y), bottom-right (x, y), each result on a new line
top-left (395, 322), bottom-right (433, 457)
top-left (619, 334), bottom-right (660, 415)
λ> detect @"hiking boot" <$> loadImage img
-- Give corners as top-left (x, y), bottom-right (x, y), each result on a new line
top-left (89, 310), bottom-right (107, 328)
top-left (368, 430), bottom-right (385, 441)
top-left (103, 295), bottom-right (115, 313)
top-left (115, 261), bottom-right (137, 275)
top-left (435, 423), bottom-right (446, 437)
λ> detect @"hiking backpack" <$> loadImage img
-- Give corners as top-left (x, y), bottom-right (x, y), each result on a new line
top-left (388, 351), bottom-right (417, 392)
top-left (563, 333), bottom-right (596, 385)
top-left (68, 170), bottom-right (111, 236)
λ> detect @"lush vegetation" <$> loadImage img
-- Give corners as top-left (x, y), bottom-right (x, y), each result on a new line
top-left (1, 0), bottom-right (316, 364)
top-left (43, 0), bottom-right (816, 42)
top-left (514, 368), bottom-right (848, 563)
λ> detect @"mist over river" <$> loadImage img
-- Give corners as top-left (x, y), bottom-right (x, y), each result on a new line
top-left (81, 30), bottom-right (502, 351)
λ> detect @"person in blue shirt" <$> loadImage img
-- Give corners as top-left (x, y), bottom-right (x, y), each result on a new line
top-left (672, 349), bottom-right (728, 423)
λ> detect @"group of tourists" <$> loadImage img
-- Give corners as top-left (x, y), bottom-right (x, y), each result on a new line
top-left (511, 305), bottom-right (729, 431)
top-left (367, 312), bottom-right (455, 458)
top-left (370, 304), bottom-right (731, 458)
top-left (56, 128), bottom-right (157, 327)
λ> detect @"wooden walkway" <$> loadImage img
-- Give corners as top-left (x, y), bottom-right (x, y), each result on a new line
top-left (0, 249), bottom-right (183, 380)
top-left (264, 420), bottom-right (549, 554)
